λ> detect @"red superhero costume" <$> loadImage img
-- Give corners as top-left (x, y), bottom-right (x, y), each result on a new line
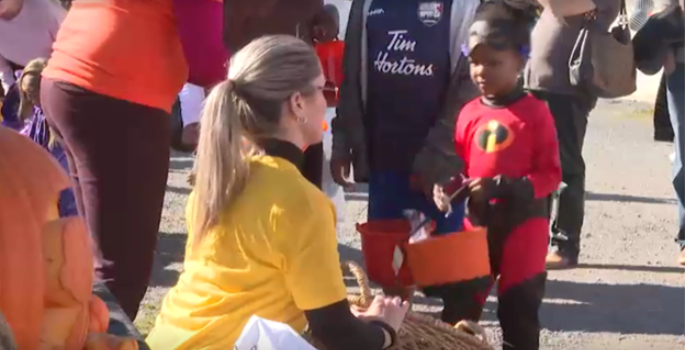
top-left (448, 91), bottom-right (561, 349)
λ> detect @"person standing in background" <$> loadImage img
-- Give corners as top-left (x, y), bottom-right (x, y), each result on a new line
top-left (40, 0), bottom-right (189, 320)
top-left (0, 0), bottom-right (65, 94)
top-left (630, 0), bottom-right (676, 144)
top-left (223, 0), bottom-right (339, 189)
top-left (330, 0), bottom-right (480, 303)
top-left (526, 0), bottom-right (621, 269)
top-left (633, 0), bottom-right (685, 265)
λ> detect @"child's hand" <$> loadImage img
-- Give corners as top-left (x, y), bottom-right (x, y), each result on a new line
top-left (468, 177), bottom-right (496, 204)
top-left (432, 184), bottom-right (451, 212)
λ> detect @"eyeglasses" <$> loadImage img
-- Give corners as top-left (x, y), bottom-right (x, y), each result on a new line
top-left (315, 83), bottom-right (339, 94)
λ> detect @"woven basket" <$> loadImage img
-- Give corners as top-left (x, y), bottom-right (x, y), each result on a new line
top-left (304, 261), bottom-right (494, 350)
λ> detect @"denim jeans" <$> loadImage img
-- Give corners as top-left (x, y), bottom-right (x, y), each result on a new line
top-left (367, 171), bottom-right (465, 234)
top-left (667, 63), bottom-right (685, 248)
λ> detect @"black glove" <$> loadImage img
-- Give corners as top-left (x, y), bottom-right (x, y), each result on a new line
top-left (491, 175), bottom-right (534, 202)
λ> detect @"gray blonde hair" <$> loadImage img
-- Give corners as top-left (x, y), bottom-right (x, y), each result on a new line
top-left (191, 35), bottom-right (322, 247)
top-left (17, 58), bottom-right (48, 121)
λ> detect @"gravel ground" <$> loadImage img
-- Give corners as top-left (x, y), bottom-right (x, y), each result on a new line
top-left (135, 99), bottom-right (685, 349)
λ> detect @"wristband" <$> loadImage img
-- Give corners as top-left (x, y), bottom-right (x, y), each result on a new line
top-left (369, 320), bottom-right (398, 349)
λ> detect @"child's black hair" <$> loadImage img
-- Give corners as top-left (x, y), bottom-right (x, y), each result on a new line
top-left (467, 0), bottom-right (539, 57)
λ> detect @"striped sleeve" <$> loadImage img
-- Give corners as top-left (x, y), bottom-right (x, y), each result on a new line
top-left (629, 0), bottom-right (654, 31)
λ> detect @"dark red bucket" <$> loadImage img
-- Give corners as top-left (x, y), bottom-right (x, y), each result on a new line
top-left (315, 40), bottom-right (344, 107)
top-left (357, 220), bottom-right (415, 288)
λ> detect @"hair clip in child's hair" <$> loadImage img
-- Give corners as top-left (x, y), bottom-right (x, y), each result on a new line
top-left (519, 45), bottom-right (530, 59)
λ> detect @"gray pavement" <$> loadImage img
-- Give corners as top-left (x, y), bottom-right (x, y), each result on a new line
top-left (138, 99), bottom-right (685, 349)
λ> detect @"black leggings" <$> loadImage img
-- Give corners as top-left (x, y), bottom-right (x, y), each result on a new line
top-left (41, 78), bottom-right (170, 321)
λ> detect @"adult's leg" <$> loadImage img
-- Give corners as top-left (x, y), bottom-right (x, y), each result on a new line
top-left (654, 73), bottom-right (675, 142)
top-left (666, 63), bottom-right (685, 264)
top-left (538, 91), bottom-right (595, 268)
top-left (41, 79), bottom-right (171, 320)
top-left (302, 142), bottom-right (324, 189)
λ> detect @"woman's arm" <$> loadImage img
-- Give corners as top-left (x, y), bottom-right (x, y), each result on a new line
top-left (305, 301), bottom-right (387, 350)
top-left (277, 195), bottom-right (389, 350)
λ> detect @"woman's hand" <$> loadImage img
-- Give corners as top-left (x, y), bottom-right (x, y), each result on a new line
top-left (350, 296), bottom-right (410, 332)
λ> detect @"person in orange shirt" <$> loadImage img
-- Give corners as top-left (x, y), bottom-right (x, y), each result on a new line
top-left (40, 0), bottom-right (188, 320)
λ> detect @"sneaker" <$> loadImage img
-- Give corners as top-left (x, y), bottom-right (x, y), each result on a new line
top-left (545, 247), bottom-right (578, 270)
top-left (678, 248), bottom-right (685, 267)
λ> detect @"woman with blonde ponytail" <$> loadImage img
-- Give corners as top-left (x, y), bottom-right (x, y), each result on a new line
top-left (147, 35), bottom-right (408, 350)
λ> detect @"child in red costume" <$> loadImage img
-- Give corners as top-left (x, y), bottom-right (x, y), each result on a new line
top-left (434, 1), bottom-right (561, 349)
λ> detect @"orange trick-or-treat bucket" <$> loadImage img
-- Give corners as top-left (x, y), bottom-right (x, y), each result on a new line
top-left (404, 227), bottom-right (491, 287)
top-left (315, 39), bottom-right (345, 107)
top-left (357, 220), bottom-right (415, 288)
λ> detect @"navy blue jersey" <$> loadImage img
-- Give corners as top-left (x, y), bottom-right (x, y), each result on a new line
top-left (366, 0), bottom-right (453, 172)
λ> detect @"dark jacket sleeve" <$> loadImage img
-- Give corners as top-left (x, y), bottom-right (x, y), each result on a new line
top-left (331, 0), bottom-right (366, 161)
top-left (305, 300), bottom-right (385, 350)
top-left (412, 57), bottom-right (480, 188)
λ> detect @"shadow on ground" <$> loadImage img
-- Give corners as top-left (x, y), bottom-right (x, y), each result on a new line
top-left (541, 279), bottom-right (685, 336)
top-left (576, 263), bottom-right (683, 274)
top-left (166, 185), bottom-right (191, 195)
top-left (586, 191), bottom-right (676, 205)
top-left (338, 245), bottom-right (684, 336)
top-left (150, 232), bottom-right (186, 287)
top-left (169, 157), bottom-right (194, 171)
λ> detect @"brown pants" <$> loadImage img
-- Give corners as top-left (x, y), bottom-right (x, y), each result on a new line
top-left (41, 79), bottom-right (170, 321)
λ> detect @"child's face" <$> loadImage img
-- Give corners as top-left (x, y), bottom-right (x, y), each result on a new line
top-left (468, 44), bottom-right (523, 98)
top-left (20, 74), bottom-right (41, 106)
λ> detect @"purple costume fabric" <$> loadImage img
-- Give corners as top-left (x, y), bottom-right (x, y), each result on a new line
top-left (174, 0), bottom-right (229, 88)
top-left (19, 105), bottom-right (78, 217)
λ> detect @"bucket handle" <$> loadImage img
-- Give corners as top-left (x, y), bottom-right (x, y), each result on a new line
top-left (342, 261), bottom-right (373, 308)
top-left (455, 320), bottom-right (488, 343)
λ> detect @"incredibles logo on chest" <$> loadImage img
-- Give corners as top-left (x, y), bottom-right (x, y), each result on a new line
top-left (475, 120), bottom-right (514, 153)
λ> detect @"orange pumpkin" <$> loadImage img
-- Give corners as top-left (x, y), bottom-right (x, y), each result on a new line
top-left (0, 127), bottom-right (65, 349)
top-left (0, 127), bottom-right (138, 350)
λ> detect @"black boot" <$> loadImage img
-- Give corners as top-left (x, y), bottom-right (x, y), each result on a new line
top-left (423, 276), bottom-right (492, 325)
top-left (498, 272), bottom-right (547, 350)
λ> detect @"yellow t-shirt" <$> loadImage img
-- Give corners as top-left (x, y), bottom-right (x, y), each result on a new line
top-left (146, 154), bottom-right (347, 350)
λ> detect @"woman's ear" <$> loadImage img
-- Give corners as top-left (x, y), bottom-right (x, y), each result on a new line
top-left (287, 92), bottom-right (306, 120)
